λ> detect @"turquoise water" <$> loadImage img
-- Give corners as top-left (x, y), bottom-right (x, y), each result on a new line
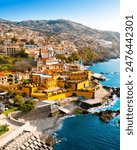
top-left (90, 59), bottom-right (120, 87)
top-left (54, 59), bottom-right (120, 150)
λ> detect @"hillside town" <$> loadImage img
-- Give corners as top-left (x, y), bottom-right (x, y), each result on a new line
top-left (0, 36), bottom-right (111, 148)
top-left (0, 19), bottom-right (119, 150)
top-left (0, 19), bottom-right (120, 63)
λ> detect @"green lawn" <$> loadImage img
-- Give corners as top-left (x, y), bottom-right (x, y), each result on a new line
top-left (3, 107), bottom-right (18, 116)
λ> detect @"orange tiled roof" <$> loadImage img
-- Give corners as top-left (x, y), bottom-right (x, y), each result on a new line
top-left (0, 73), bottom-right (4, 77)
top-left (52, 73), bottom-right (59, 76)
top-left (45, 78), bottom-right (53, 81)
top-left (51, 68), bottom-right (62, 72)
top-left (42, 58), bottom-right (48, 61)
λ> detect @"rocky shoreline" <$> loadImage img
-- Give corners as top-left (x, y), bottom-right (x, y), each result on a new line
top-left (103, 86), bottom-right (120, 97)
top-left (0, 95), bottom-right (120, 149)
top-left (20, 86), bottom-right (120, 140)
top-left (29, 115), bottom-right (62, 135)
top-left (83, 57), bottom-right (120, 66)
top-left (94, 109), bottom-right (120, 123)
top-left (29, 98), bottom-right (120, 138)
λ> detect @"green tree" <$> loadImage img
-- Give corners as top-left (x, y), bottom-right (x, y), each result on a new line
top-left (78, 47), bottom-right (102, 63)
top-left (14, 95), bottom-right (24, 106)
top-left (55, 52), bottom-right (81, 63)
top-left (14, 49), bottom-right (28, 58)
top-left (55, 54), bottom-right (66, 61)
top-left (68, 55), bottom-right (74, 62)
top-left (21, 99), bottom-right (35, 112)
top-left (0, 64), bottom-right (12, 71)
top-left (26, 39), bottom-right (35, 45)
top-left (11, 61), bottom-right (32, 72)
top-left (0, 55), bottom-right (13, 64)
top-left (71, 52), bottom-right (81, 61)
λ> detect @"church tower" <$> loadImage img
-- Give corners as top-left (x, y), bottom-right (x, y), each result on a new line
top-left (37, 48), bottom-right (43, 72)
top-left (38, 48), bottom-right (42, 60)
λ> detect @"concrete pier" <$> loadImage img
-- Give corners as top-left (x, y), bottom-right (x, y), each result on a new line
top-left (92, 73), bottom-right (106, 81)
top-left (79, 98), bottom-right (106, 107)
top-left (58, 107), bottom-right (71, 114)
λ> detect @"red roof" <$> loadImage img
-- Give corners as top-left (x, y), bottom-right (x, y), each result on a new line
top-left (0, 73), bottom-right (4, 77)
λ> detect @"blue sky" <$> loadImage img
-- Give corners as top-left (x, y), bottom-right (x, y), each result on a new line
top-left (0, 0), bottom-right (120, 31)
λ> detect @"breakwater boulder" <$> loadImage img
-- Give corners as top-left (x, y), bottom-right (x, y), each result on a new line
top-left (94, 109), bottom-right (120, 123)
top-left (118, 120), bottom-right (120, 126)
top-left (103, 86), bottom-right (120, 97)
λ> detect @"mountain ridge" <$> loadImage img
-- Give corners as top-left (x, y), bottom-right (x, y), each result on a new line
top-left (0, 18), bottom-right (120, 62)
top-left (1, 18), bottom-right (119, 32)
top-left (14, 19), bottom-right (119, 39)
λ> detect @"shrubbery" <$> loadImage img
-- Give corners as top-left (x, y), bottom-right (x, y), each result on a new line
top-left (14, 95), bottom-right (24, 106)
top-left (13, 95), bottom-right (35, 112)
top-left (55, 52), bottom-right (81, 63)
top-left (0, 53), bottom-right (32, 72)
top-left (20, 100), bottom-right (35, 112)
top-left (0, 124), bottom-right (9, 136)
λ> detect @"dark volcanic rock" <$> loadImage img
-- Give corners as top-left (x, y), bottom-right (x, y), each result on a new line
top-left (83, 62), bottom-right (94, 66)
top-left (94, 109), bottom-right (120, 123)
top-left (113, 88), bottom-right (120, 97)
top-left (103, 86), bottom-right (120, 97)
top-left (118, 120), bottom-right (120, 126)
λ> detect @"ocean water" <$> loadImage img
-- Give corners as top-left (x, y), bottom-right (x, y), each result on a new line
top-left (90, 58), bottom-right (120, 88)
top-left (54, 59), bottom-right (120, 150)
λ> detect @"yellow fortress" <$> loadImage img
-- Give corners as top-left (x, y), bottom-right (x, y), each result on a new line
top-left (17, 70), bottom-right (100, 100)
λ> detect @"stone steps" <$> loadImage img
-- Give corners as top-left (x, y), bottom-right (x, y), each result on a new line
top-left (2, 131), bottom-right (53, 150)
top-left (3, 131), bottom-right (33, 150)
